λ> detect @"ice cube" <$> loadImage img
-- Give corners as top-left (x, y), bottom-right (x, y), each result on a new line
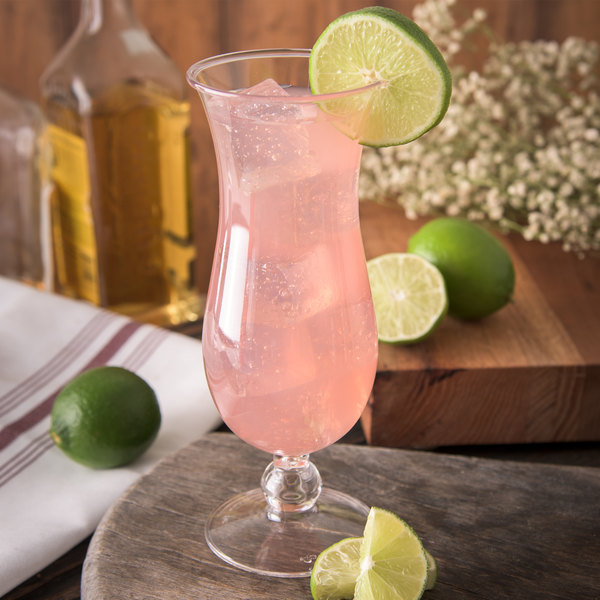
top-left (242, 78), bottom-right (290, 97)
top-left (234, 78), bottom-right (294, 122)
top-left (251, 243), bottom-right (336, 326)
top-left (229, 78), bottom-right (320, 191)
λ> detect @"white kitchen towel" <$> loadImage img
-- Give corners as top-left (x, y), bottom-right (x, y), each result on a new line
top-left (0, 277), bottom-right (221, 596)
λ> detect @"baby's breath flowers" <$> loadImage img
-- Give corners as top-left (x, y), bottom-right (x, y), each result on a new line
top-left (359, 0), bottom-right (600, 254)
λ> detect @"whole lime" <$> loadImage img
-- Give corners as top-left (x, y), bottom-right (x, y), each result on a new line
top-left (408, 218), bottom-right (515, 320)
top-left (50, 366), bottom-right (161, 469)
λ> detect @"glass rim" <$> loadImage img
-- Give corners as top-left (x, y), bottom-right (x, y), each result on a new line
top-left (186, 48), bottom-right (382, 102)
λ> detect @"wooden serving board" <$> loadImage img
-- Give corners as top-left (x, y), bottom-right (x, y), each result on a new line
top-left (359, 201), bottom-right (600, 448)
top-left (82, 433), bottom-right (600, 600)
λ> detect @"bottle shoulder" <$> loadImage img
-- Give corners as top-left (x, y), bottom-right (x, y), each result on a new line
top-left (40, 26), bottom-right (186, 108)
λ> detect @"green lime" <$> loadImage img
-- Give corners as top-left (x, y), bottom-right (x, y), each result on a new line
top-left (367, 253), bottom-right (447, 344)
top-left (408, 218), bottom-right (515, 320)
top-left (311, 534), bottom-right (437, 600)
top-left (356, 507), bottom-right (429, 600)
top-left (50, 366), bottom-right (161, 469)
top-left (311, 537), bottom-right (362, 600)
top-left (309, 6), bottom-right (451, 147)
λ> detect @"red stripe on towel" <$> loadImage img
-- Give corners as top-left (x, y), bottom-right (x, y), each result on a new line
top-left (121, 327), bottom-right (169, 372)
top-left (0, 312), bottom-right (112, 417)
top-left (0, 320), bottom-right (142, 452)
top-left (0, 321), bottom-right (174, 487)
top-left (0, 431), bottom-right (54, 487)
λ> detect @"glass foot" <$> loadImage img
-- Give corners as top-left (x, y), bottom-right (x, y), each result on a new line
top-left (205, 486), bottom-right (369, 577)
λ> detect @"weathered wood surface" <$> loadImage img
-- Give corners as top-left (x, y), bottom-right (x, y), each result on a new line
top-left (359, 201), bottom-right (600, 448)
top-left (1, 0), bottom-right (599, 292)
top-left (4, 441), bottom-right (600, 600)
top-left (81, 433), bottom-right (600, 599)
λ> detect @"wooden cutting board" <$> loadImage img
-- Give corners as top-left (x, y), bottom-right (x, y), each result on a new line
top-left (358, 201), bottom-right (600, 448)
top-left (81, 433), bottom-right (600, 600)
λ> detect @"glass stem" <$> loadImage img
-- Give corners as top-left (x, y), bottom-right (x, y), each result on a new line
top-left (261, 455), bottom-right (322, 522)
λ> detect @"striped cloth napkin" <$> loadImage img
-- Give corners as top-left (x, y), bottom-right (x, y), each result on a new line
top-left (0, 277), bottom-right (221, 596)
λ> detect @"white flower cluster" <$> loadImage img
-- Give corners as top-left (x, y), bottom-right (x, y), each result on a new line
top-left (359, 0), bottom-right (600, 254)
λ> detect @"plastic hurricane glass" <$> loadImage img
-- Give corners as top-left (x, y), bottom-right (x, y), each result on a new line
top-left (187, 49), bottom-right (379, 578)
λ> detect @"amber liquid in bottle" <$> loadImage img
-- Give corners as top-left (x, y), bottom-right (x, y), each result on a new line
top-left (46, 81), bottom-right (199, 324)
top-left (41, 0), bottom-right (203, 326)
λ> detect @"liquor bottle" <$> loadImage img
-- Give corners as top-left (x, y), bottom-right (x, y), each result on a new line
top-left (40, 0), bottom-right (201, 325)
top-left (0, 85), bottom-right (53, 289)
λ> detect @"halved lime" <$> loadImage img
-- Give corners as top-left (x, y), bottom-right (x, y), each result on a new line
top-left (355, 507), bottom-right (429, 600)
top-left (311, 534), bottom-right (437, 600)
top-left (310, 537), bottom-right (362, 600)
top-left (309, 7), bottom-right (451, 147)
top-left (367, 253), bottom-right (447, 344)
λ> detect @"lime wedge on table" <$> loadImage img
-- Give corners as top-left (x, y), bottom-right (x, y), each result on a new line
top-left (309, 6), bottom-right (452, 147)
top-left (356, 508), bottom-right (430, 600)
top-left (310, 508), bottom-right (436, 600)
top-left (310, 537), bottom-right (362, 600)
top-left (367, 253), bottom-right (447, 344)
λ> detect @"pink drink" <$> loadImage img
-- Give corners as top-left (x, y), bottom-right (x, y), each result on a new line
top-left (202, 80), bottom-right (378, 457)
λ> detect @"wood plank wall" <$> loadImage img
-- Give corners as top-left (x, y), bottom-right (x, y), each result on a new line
top-left (1, 0), bottom-right (598, 292)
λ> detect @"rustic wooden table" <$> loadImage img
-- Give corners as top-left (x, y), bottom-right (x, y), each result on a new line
top-left (4, 431), bottom-right (600, 600)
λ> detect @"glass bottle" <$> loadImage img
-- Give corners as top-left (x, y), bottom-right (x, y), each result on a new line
top-left (0, 85), bottom-right (53, 289)
top-left (40, 0), bottom-right (202, 326)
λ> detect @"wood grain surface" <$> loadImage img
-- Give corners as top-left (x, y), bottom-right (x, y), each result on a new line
top-left (81, 432), bottom-right (600, 599)
top-left (1, 0), bottom-right (599, 293)
top-left (359, 201), bottom-right (600, 448)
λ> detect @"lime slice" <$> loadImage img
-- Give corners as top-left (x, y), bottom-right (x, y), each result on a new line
top-left (309, 7), bottom-right (451, 147)
top-left (310, 537), bottom-right (362, 600)
top-left (366, 253), bottom-right (447, 344)
top-left (355, 507), bottom-right (429, 600)
top-left (311, 535), bottom-right (437, 600)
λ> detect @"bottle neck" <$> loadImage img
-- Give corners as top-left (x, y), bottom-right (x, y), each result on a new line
top-left (81, 0), bottom-right (138, 34)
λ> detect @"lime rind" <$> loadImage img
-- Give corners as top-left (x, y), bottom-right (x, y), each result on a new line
top-left (424, 549), bottom-right (437, 590)
top-left (309, 7), bottom-right (452, 147)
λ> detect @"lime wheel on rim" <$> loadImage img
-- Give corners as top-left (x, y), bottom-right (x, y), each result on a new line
top-left (309, 7), bottom-right (452, 147)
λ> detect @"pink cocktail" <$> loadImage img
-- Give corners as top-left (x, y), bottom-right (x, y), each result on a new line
top-left (187, 50), bottom-right (378, 578)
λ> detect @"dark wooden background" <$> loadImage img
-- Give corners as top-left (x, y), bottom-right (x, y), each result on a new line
top-left (1, 0), bottom-right (598, 292)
